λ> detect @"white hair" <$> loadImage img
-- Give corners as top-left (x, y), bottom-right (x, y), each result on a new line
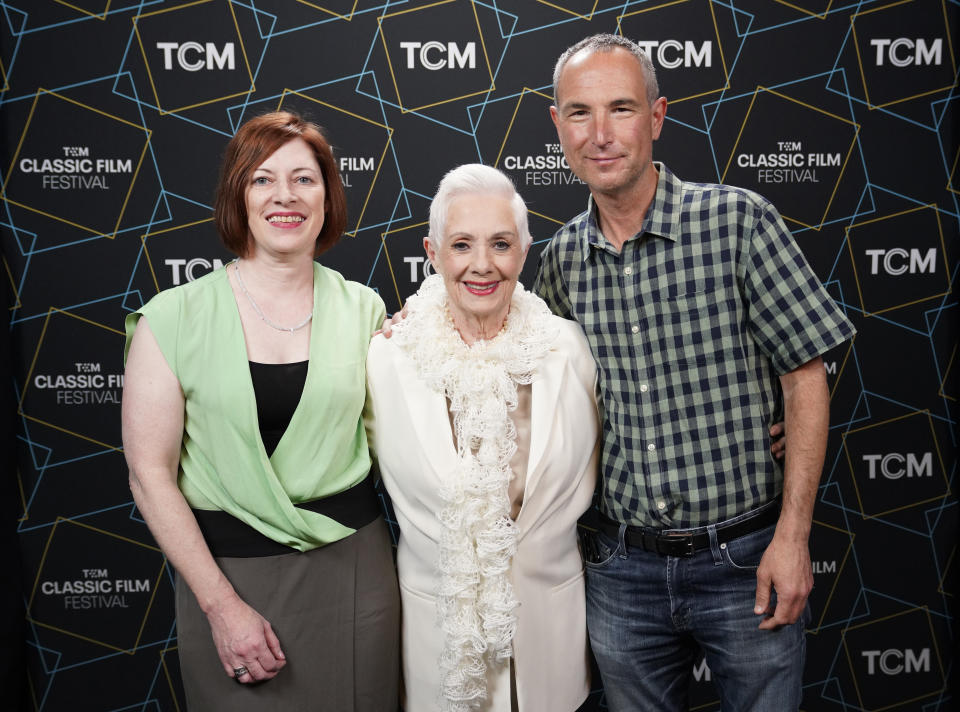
top-left (427, 164), bottom-right (532, 249)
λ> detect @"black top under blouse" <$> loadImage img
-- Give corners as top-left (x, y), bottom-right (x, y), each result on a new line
top-left (249, 360), bottom-right (308, 456)
top-left (193, 359), bottom-right (379, 557)
top-left (190, 361), bottom-right (307, 557)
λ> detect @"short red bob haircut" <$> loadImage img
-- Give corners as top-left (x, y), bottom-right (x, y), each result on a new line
top-left (213, 111), bottom-right (347, 257)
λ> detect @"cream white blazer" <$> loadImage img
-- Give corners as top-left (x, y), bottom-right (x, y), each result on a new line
top-left (366, 317), bottom-right (600, 712)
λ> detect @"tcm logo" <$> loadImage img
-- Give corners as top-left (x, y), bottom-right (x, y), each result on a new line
top-left (166, 258), bottom-right (225, 285)
top-left (156, 42), bottom-right (235, 71)
top-left (635, 40), bottom-right (712, 68)
top-left (400, 41), bottom-right (475, 70)
top-left (870, 38), bottom-right (943, 66)
top-left (862, 453), bottom-right (933, 480)
top-left (402, 256), bottom-right (435, 282)
top-left (865, 248), bottom-right (936, 275)
top-left (861, 648), bottom-right (930, 675)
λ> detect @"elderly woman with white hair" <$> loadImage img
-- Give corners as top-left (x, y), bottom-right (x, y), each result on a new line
top-left (365, 164), bottom-right (600, 712)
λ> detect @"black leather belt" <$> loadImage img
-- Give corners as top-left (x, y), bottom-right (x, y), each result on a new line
top-left (597, 499), bottom-right (781, 557)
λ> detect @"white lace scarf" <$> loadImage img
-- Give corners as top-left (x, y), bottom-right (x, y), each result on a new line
top-left (390, 274), bottom-right (559, 711)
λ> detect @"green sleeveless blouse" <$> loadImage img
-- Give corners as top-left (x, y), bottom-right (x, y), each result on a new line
top-left (124, 263), bottom-right (385, 551)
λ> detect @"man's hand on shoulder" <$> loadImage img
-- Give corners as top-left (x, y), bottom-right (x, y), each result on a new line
top-left (374, 304), bottom-right (408, 338)
top-left (769, 422), bottom-right (785, 460)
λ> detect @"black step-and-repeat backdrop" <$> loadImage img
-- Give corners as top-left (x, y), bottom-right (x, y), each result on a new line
top-left (1, 1), bottom-right (957, 710)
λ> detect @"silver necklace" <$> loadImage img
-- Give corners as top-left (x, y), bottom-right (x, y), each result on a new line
top-left (233, 260), bottom-right (313, 334)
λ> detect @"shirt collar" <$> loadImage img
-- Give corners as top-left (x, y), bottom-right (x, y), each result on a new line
top-left (579, 162), bottom-right (681, 262)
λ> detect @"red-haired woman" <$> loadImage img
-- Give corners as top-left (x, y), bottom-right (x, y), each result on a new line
top-left (122, 112), bottom-right (399, 710)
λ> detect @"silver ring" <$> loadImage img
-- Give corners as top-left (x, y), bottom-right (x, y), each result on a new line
top-left (233, 665), bottom-right (248, 681)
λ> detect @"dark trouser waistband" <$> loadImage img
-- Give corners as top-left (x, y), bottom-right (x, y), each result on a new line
top-left (597, 498), bottom-right (781, 557)
top-left (193, 473), bottom-right (381, 558)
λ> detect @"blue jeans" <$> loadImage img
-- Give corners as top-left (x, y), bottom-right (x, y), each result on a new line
top-left (584, 513), bottom-right (809, 712)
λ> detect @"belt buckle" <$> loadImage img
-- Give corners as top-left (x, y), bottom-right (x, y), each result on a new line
top-left (658, 532), bottom-right (696, 557)
top-left (674, 534), bottom-right (696, 559)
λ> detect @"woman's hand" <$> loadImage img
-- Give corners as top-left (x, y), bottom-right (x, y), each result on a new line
top-left (207, 594), bottom-right (286, 683)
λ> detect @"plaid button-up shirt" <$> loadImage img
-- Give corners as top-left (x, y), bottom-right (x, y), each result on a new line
top-left (533, 163), bottom-right (855, 528)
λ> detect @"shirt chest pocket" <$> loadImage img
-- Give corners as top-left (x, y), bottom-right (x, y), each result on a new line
top-left (642, 287), bottom-right (745, 368)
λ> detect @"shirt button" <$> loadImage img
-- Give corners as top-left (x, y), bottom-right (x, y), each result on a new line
top-left (647, 443), bottom-right (655, 452)
top-left (624, 267), bottom-right (633, 275)
top-left (639, 384), bottom-right (648, 393)
top-left (656, 500), bottom-right (666, 510)
top-left (631, 325), bottom-right (639, 334)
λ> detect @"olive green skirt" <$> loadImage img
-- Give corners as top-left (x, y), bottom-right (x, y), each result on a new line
top-left (175, 517), bottom-right (400, 711)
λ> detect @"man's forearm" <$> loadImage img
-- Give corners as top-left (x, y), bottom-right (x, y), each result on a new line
top-left (777, 356), bottom-right (830, 540)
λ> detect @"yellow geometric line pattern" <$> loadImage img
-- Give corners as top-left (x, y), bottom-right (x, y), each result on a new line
top-left (690, 696), bottom-right (720, 711)
top-left (380, 220), bottom-right (430, 307)
top-left (492, 88), bottom-right (589, 226)
top-left (17, 465), bottom-right (28, 524)
top-left (534, 0), bottom-right (600, 21)
top-left (938, 544), bottom-right (955, 597)
top-left (378, 0), bottom-right (496, 113)
top-left (939, 342), bottom-right (957, 402)
top-left (54, 0), bottom-right (113, 20)
top-left (160, 645), bottom-right (184, 712)
top-left (845, 204), bottom-right (953, 317)
top-left (493, 87), bottom-right (551, 167)
top-left (841, 606), bottom-right (947, 711)
top-left (947, 145), bottom-right (960, 195)
top-left (0, 89), bottom-right (152, 238)
top-left (528, 209), bottom-right (566, 227)
top-left (27, 666), bottom-right (39, 710)
top-left (26, 517), bottom-right (166, 654)
top-left (0, 54), bottom-right (9, 94)
top-left (807, 519), bottom-right (855, 634)
top-left (139, 218), bottom-right (217, 294)
top-left (277, 89), bottom-right (395, 236)
top-left (17, 308), bottom-right (126, 452)
top-left (850, 0), bottom-right (958, 109)
top-left (773, 0), bottom-right (835, 20)
top-left (843, 410), bottom-right (952, 519)
top-left (618, 0), bottom-right (732, 104)
top-left (3, 249), bottom-right (23, 310)
top-left (132, 0), bottom-right (256, 115)
top-left (721, 85), bottom-right (860, 230)
top-left (296, 0), bottom-right (361, 21)
top-left (829, 335), bottom-right (856, 401)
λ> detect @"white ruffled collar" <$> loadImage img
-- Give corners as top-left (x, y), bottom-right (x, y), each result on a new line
top-left (390, 274), bottom-right (559, 711)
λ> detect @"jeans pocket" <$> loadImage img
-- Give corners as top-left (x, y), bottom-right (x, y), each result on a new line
top-left (582, 529), bottom-right (621, 569)
top-left (720, 523), bottom-right (775, 571)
